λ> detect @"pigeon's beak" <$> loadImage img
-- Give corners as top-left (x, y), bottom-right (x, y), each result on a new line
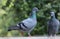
top-left (37, 9), bottom-right (39, 12)
top-left (36, 9), bottom-right (39, 13)
top-left (51, 14), bottom-right (53, 16)
top-left (50, 12), bottom-right (55, 16)
top-left (50, 13), bottom-right (54, 16)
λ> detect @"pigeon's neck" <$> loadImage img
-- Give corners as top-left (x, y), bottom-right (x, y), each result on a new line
top-left (30, 11), bottom-right (36, 20)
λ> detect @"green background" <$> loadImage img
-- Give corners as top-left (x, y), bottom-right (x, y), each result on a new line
top-left (0, 0), bottom-right (60, 36)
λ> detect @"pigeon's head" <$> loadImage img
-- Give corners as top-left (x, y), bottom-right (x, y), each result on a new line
top-left (50, 11), bottom-right (55, 16)
top-left (32, 7), bottom-right (39, 12)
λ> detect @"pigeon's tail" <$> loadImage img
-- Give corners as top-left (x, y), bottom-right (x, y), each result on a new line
top-left (8, 25), bottom-right (19, 31)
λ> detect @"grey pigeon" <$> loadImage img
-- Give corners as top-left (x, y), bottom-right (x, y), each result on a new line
top-left (8, 7), bottom-right (39, 36)
top-left (47, 12), bottom-right (60, 36)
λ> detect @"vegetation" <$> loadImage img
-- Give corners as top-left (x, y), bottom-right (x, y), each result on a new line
top-left (0, 0), bottom-right (60, 36)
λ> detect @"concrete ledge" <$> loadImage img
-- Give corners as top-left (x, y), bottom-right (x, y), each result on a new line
top-left (0, 36), bottom-right (60, 39)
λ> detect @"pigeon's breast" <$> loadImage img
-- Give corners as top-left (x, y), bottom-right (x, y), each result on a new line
top-left (49, 19), bottom-right (59, 26)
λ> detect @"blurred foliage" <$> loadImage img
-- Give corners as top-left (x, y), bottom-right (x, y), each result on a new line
top-left (0, 0), bottom-right (60, 36)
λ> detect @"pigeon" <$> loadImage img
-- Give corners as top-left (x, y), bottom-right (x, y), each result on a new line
top-left (47, 11), bottom-right (60, 36)
top-left (8, 7), bottom-right (39, 36)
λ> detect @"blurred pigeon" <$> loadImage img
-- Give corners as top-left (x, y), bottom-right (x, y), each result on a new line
top-left (47, 12), bottom-right (60, 36)
top-left (8, 7), bottom-right (39, 36)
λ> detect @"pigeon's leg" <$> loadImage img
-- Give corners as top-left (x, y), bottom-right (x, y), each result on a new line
top-left (28, 33), bottom-right (31, 37)
top-left (20, 32), bottom-right (24, 37)
top-left (47, 28), bottom-right (51, 36)
top-left (52, 30), bottom-right (56, 36)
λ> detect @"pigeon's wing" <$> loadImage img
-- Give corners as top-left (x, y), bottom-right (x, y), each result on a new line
top-left (17, 18), bottom-right (37, 32)
top-left (47, 19), bottom-right (52, 33)
top-left (47, 19), bottom-right (51, 26)
top-left (22, 18), bottom-right (37, 29)
top-left (54, 19), bottom-right (60, 32)
top-left (55, 19), bottom-right (60, 26)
